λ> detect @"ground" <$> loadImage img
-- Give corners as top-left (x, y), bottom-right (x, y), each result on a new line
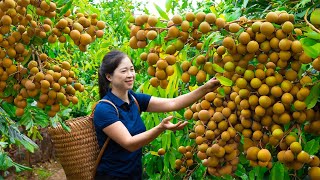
top-left (4, 160), bottom-right (66, 180)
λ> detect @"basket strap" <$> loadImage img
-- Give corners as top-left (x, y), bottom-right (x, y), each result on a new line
top-left (131, 95), bottom-right (140, 113)
top-left (92, 96), bottom-right (140, 178)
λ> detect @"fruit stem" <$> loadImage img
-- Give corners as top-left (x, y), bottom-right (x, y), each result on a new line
top-left (185, 163), bottom-right (200, 179)
top-left (297, 125), bottom-right (304, 145)
top-left (275, 124), bottom-right (296, 148)
top-left (34, 50), bottom-right (44, 73)
top-left (304, 8), bottom-right (320, 33)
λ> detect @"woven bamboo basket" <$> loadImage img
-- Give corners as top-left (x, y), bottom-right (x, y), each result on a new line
top-left (48, 115), bottom-right (99, 180)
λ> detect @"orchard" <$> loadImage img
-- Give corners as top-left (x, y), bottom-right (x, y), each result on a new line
top-left (1, 0), bottom-right (320, 180)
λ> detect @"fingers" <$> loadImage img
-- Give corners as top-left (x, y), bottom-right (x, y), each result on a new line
top-left (175, 121), bottom-right (188, 130)
top-left (162, 115), bottom-right (174, 123)
top-left (171, 121), bottom-right (188, 131)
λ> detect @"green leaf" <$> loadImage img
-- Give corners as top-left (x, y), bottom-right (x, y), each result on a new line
top-left (1, 102), bottom-right (15, 118)
top-left (59, 0), bottom-right (73, 17)
top-left (305, 139), bottom-right (320, 155)
top-left (217, 87), bottom-right (225, 97)
top-left (305, 31), bottom-right (320, 40)
top-left (153, 3), bottom-right (169, 20)
top-left (57, 117), bottom-right (71, 132)
top-left (161, 132), bottom-right (168, 150)
top-left (13, 162), bottom-right (32, 172)
top-left (212, 64), bottom-right (225, 73)
top-left (216, 76), bottom-right (233, 86)
top-left (270, 162), bottom-right (285, 180)
top-left (55, 0), bottom-right (70, 6)
top-left (255, 166), bottom-right (268, 179)
top-left (166, 132), bottom-right (171, 150)
top-left (168, 151), bottom-right (175, 169)
top-left (3, 87), bottom-right (12, 97)
top-left (242, 0), bottom-right (249, 8)
top-left (32, 36), bottom-right (43, 46)
top-left (165, 0), bottom-right (172, 12)
top-left (235, 164), bottom-right (248, 180)
top-left (300, 38), bottom-right (320, 58)
top-left (305, 82), bottom-right (320, 109)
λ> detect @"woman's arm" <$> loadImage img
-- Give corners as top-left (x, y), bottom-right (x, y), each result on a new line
top-left (146, 78), bottom-right (220, 112)
top-left (103, 116), bottom-right (187, 152)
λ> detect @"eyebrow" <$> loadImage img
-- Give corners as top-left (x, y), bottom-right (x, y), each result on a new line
top-left (119, 66), bottom-right (134, 70)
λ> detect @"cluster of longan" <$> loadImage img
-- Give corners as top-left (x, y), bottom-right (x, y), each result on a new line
top-left (177, 92), bottom-right (241, 176)
top-left (0, 0), bottom-right (104, 118)
top-left (175, 11), bottom-right (320, 178)
top-left (48, 10), bottom-right (105, 51)
top-left (139, 49), bottom-right (175, 89)
top-left (14, 56), bottom-right (84, 117)
top-left (129, 12), bottom-right (226, 88)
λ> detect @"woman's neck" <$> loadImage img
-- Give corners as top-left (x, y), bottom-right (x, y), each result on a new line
top-left (111, 88), bottom-right (129, 103)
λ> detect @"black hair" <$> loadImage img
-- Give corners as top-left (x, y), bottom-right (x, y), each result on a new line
top-left (98, 50), bottom-right (128, 99)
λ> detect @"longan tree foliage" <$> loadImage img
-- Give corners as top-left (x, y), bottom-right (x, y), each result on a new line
top-left (130, 6), bottom-right (320, 180)
top-left (0, 0), bottom-right (107, 116)
top-left (0, 0), bottom-right (105, 172)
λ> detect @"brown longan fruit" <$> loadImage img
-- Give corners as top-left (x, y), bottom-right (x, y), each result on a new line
top-left (147, 66), bottom-right (155, 76)
top-left (181, 72), bottom-right (190, 83)
top-left (229, 23), bottom-right (240, 33)
top-left (48, 34), bottom-right (57, 43)
top-left (205, 13), bottom-right (216, 24)
top-left (239, 32), bottom-right (251, 45)
top-left (165, 45), bottom-right (176, 55)
top-left (282, 21), bottom-right (294, 33)
top-left (70, 30), bottom-right (81, 41)
top-left (195, 70), bottom-right (206, 83)
top-left (171, 14), bottom-right (182, 25)
top-left (299, 52), bottom-right (312, 64)
top-left (278, 12), bottom-right (290, 24)
top-left (246, 41), bottom-right (259, 53)
top-left (145, 30), bottom-right (157, 40)
top-left (156, 59), bottom-right (168, 70)
top-left (278, 38), bottom-right (291, 51)
top-left (96, 21), bottom-right (106, 30)
top-left (260, 22), bottom-right (275, 36)
top-left (199, 21), bottom-right (210, 34)
top-left (309, 156), bottom-right (320, 167)
top-left (147, 16), bottom-right (158, 26)
top-left (222, 37), bottom-right (235, 49)
top-left (79, 33), bottom-right (92, 45)
top-left (257, 149), bottom-right (271, 162)
top-left (147, 53), bottom-right (158, 66)
top-left (312, 58), bottom-right (320, 71)
top-left (266, 12), bottom-right (278, 23)
top-left (167, 26), bottom-right (180, 38)
top-left (149, 77), bottom-right (159, 87)
top-left (185, 12), bottom-right (195, 22)
top-left (215, 18), bottom-right (225, 29)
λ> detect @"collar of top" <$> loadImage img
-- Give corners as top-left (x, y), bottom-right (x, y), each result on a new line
top-left (104, 89), bottom-right (134, 107)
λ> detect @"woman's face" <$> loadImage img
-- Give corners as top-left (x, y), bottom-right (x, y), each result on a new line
top-left (107, 57), bottom-right (135, 91)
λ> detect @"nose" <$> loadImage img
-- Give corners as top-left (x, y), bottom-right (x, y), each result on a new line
top-left (127, 71), bottom-right (135, 77)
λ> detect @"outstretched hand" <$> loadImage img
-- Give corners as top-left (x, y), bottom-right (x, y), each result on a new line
top-left (160, 116), bottom-right (188, 131)
top-left (204, 77), bottom-right (220, 92)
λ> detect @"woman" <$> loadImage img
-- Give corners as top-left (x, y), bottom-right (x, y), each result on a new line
top-left (94, 50), bottom-right (220, 180)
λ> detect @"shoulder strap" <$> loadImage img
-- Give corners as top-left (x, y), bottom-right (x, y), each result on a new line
top-left (92, 99), bottom-right (116, 178)
top-left (131, 95), bottom-right (140, 113)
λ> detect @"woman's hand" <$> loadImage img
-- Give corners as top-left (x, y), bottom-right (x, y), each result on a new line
top-left (203, 77), bottom-right (220, 92)
top-left (159, 116), bottom-right (188, 131)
